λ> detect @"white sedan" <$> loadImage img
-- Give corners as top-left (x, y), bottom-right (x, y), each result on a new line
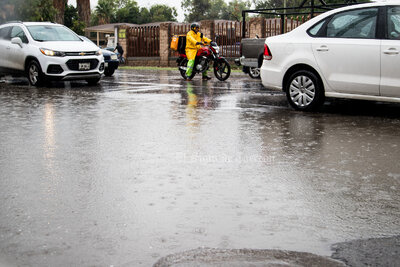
top-left (260, 2), bottom-right (400, 110)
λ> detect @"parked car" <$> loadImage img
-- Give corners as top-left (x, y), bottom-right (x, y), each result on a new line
top-left (105, 47), bottom-right (125, 64)
top-left (0, 22), bottom-right (104, 86)
top-left (79, 36), bottom-right (119, 76)
top-left (260, 2), bottom-right (400, 111)
top-left (235, 37), bottom-right (265, 79)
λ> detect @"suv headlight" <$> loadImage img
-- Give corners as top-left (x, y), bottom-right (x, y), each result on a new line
top-left (40, 48), bottom-right (65, 57)
top-left (96, 49), bottom-right (102, 56)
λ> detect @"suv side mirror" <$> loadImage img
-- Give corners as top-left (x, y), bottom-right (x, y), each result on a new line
top-left (11, 37), bottom-right (23, 47)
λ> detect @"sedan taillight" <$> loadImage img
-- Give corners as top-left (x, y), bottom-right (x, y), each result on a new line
top-left (264, 44), bottom-right (272, 60)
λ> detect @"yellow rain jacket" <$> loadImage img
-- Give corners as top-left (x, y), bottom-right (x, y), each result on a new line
top-left (185, 30), bottom-right (211, 60)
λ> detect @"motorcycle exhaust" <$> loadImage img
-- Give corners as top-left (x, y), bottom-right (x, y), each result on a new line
top-left (179, 66), bottom-right (187, 71)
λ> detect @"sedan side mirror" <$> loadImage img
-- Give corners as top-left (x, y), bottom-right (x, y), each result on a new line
top-left (11, 37), bottom-right (23, 47)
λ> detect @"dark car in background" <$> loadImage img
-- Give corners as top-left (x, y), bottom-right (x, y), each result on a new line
top-left (80, 36), bottom-right (119, 77)
top-left (101, 49), bottom-right (119, 76)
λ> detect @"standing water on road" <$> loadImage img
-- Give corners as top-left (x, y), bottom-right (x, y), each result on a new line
top-left (0, 70), bottom-right (399, 266)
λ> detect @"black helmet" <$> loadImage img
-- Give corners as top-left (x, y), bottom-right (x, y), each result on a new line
top-left (190, 22), bottom-right (200, 31)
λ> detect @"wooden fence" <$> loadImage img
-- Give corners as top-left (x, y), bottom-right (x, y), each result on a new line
top-left (265, 17), bottom-right (308, 37)
top-left (215, 21), bottom-right (247, 58)
top-left (127, 26), bottom-right (160, 57)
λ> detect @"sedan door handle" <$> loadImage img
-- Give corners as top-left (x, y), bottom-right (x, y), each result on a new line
top-left (383, 48), bottom-right (399, 55)
top-left (316, 45), bottom-right (329, 52)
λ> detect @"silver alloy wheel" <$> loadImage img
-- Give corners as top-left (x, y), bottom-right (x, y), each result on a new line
top-left (249, 67), bottom-right (260, 78)
top-left (289, 75), bottom-right (316, 107)
top-left (29, 64), bottom-right (39, 85)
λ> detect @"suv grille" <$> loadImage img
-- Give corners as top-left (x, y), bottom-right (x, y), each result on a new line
top-left (64, 51), bottom-right (97, 56)
top-left (66, 59), bottom-right (99, 71)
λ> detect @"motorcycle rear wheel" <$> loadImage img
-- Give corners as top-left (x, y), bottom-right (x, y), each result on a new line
top-left (213, 58), bottom-right (231, 81)
top-left (179, 58), bottom-right (196, 80)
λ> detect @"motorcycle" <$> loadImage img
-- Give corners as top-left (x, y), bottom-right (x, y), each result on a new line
top-left (177, 41), bottom-right (231, 81)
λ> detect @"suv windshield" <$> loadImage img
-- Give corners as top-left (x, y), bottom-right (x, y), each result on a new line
top-left (27, 25), bottom-right (81, 42)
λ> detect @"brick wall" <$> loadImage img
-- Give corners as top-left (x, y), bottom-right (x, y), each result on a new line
top-left (249, 17), bottom-right (266, 38)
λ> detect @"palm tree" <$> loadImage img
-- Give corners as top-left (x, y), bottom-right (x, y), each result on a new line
top-left (53, 0), bottom-right (65, 24)
top-left (77, 0), bottom-right (91, 26)
top-left (95, 0), bottom-right (115, 24)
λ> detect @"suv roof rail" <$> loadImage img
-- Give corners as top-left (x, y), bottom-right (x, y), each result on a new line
top-left (3, 21), bottom-right (58, 25)
top-left (5, 20), bottom-right (23, 24)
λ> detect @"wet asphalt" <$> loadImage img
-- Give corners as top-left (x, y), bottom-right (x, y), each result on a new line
top-left (0, 69), bottom-right (399, 266)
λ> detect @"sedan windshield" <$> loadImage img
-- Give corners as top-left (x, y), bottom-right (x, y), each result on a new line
top-left (27, 25), bottom-right (81, 42)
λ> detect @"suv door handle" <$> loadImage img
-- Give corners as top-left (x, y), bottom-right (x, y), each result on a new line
top-left (316, 45), bottom-right (329, 52)
top-left (6, 46), bottom-right (10, 50)
top-left (383, 48), bottom-right (399, 55)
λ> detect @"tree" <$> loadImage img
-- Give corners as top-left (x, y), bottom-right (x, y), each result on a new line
top-left (224, 0), bottom-right (251, 21)
top-left (0, 0), bottom-right (16, 24)
top-left (137, 7), bottom-right (151, 24)
top-left (207, 0), bottom-right (227, 20)
top-left (149, 4), bottom-right (177, 22)
top-left (95, 0), bottom-right (116, 24)
top-left (77, 0), bottom-right (91, 26)
top-left (181, 0), bottom-right (212, 22)
top-left (64, 3), bottom-right (85, 34)
top-left (254, 0), bottom-right (351, 14)
top-left (64, 3), bottom-right (78, 28)
top-left (18, 0), bottom-right (57, 22)
top-left (182, 0), bottom-right (250, 22)
top-left (53, 0), bottom-right (66, 24)
top-left (114, 0), bottom-right (140, 23)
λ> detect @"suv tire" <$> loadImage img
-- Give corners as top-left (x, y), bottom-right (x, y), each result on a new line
top-left (104, 68), bottom-right (115, 77)
top-left (27, 60), bottom-right (44, 86)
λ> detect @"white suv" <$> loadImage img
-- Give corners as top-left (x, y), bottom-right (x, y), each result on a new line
top-left (260, 2), bottom-right (400, 111)
top-left (0, 22), bottom-right (104, 86)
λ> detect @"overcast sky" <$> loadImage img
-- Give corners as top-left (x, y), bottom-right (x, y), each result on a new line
top-left (68, 0), bottom-right (185, 22)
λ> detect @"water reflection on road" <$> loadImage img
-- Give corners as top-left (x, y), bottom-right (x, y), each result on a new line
top-left (0, 70), bottom-right (399, 266)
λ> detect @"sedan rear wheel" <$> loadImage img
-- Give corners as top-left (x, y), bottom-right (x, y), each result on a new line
top-left (285, 70), bottom-right (324, 111)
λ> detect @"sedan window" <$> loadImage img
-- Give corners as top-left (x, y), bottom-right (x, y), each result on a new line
top-left (326, 8), bottom-right (378, 39)
top-left (388, 7), bottom-right (400, 39)
top-left (308, 19), bottom-right (326, 36)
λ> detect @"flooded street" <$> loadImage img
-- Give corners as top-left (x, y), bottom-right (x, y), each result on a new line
top-left (0, 69), bottom-right (399, 266)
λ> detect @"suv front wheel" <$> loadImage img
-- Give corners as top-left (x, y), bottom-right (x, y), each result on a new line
top-left (285, 70), bottom-right (324, 111)
top-left (27, 60), bottom-right (44, 86)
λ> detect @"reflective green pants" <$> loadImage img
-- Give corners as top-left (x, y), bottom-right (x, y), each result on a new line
top-left (186, 59), bottom-right (208, 77)
top-left (186, 59), bottom-right (194, 77)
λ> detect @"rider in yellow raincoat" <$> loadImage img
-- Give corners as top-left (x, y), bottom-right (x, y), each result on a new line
top-left (185, 22), bottom-right (212, 80)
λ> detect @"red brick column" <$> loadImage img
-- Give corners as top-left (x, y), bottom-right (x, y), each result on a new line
top-left (118, 25), bottom-right (129, 58)
top-left (160, 23), bottom-right (172, 67)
